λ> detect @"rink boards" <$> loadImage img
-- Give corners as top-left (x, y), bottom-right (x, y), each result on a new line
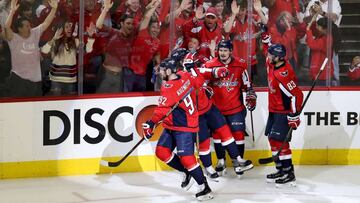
top-left (0, 90), bottom-right (359, 179)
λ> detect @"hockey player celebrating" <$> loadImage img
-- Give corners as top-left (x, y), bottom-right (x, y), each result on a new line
top-left (261, 29), bottom-right (304, 186)
top-left (142, 58), bottom-right (213, 201)
top-left (172, 48), bottom-right (254, 180)
top-left (203, 40), bottom-right (256, 176)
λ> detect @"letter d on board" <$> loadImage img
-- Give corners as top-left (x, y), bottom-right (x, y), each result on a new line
top-left (43, 110), bottom-right (71, 145)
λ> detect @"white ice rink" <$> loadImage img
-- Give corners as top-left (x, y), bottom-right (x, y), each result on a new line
top-left (1, 166), bottom-right (360, 203)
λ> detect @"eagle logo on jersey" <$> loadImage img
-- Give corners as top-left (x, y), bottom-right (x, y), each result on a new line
top-left (212, 73), bottom-right (238, 92)
top-left (280, 70), bottom-right (288, 77)
top-left (164, 83), bottom-right (173, 88)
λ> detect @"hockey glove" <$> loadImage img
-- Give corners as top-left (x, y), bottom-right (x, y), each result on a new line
top-left (287, 113), bottom-right (300, 130)
top-left (212, 67), bottom-right (229, 78)
top-left (245, 88), bottom-right (257, 111)
top-left (142, 120), bottom-right (155, 141)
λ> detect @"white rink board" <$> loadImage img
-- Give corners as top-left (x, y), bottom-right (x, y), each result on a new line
top-left (0, 90), bottom-right (359, 163)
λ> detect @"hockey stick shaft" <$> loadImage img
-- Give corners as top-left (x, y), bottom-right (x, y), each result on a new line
top-left (101, 88), bottom-right (194, 167)
top-left (258, 58), bottom-right (328, 164)
top-left (250, 111), bottom-right (255, 147)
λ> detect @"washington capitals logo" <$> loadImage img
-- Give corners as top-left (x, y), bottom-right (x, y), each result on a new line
top-left (213, 74), bottom-right (238, 92)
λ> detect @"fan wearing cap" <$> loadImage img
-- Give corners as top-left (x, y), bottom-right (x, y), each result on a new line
top-left (182, 6), bottom-right (223, 60)
top-left (261, 29), bottom-right (304, 186)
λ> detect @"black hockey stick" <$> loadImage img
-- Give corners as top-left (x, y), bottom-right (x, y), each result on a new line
top-left (250, 111), bottom-right (255, 147)
top-left (100, 88), bottom-right (194, 167)
top-left (258, 58), bottom-right (328, 165)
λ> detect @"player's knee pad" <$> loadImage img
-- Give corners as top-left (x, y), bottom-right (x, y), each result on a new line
top-left (269, 138), bottom-right (291, 158)
top-left (155, 145), bottom-right (174, 163)
top-left (199, 138), bottom-right (211, 156)
top-left (232, 131), bottom-right (245, 145)
top-left (214, 125), bottom-right (235, 145)
top-left (179, 155), bottom-right (199, 171)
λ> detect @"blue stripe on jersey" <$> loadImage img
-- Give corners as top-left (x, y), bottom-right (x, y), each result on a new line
top-left (281, 91), bottom-right (291, 111)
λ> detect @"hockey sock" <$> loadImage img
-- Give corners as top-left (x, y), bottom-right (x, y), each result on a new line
top-left (200, 154), bottom-right (212, 168)
top-left (189, 166), bottom-right (205, 185)
top-left (281, 159), bottom-right (293, 173)
top-left (214, 142), bottom-right (226, 160)
top-left (224, 141), bottom-right (240, 160)
top-left (237, 144), bottom-right (245, 158)
top-left (167, 155), bottom-right (187, 172)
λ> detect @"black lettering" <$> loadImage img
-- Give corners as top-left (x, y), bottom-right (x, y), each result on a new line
top-left (316, 112), bottom-right (328, 126)
top-left (43, 110), bottom-right (70, 145)
top-left (347, 112), bottom-right (358, 125)
top-left (330, 112), bottom-right (341, 125)
top-left (108, 106), bottom-right (133, 143)
top-left (304, 112), bottom-right (315, 125)
top-left (74, 109), bottom-right (81, 144)
top-left (83, 108), bottom-right (106, 144)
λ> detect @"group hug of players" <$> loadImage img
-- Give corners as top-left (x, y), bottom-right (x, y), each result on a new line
top-left (141, 30), bottom-right (304, 201)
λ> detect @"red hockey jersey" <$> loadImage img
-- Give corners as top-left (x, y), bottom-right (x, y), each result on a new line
top-left (265, 55), bottom-right (303, 113)
top-left (204, 57), bottom-right (251, 115)
top-left (151, 71), bottom-right (199, 132)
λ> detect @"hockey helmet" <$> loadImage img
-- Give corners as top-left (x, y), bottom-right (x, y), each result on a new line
top-left (217, 39), bottom-right (233, 51)
top-left (171, 48), bottom-right (189, 62)
top-left (268, 44), bottom-right (286, 58)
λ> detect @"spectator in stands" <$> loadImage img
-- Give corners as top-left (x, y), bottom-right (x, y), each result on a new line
top-left (112, 0), bottom-right (143, 29)
top-left (158, 0), bottom-right (194, 60)
top-left (305, 0), bottom-right (341, 86)
top-left (41, 21), bottom-right (95, 95)
top-left (223, 0), bottom-right (267, 80)
top-left (269, 10), bottom-right (306, 69)
top-left (348, 56), bottom-right (360, 82)
top-left (212, 0), bottom-right (227, 23)
top-left (267, 0), bottom-right (300, 27)
top-left (0, 37), bottom-right (11, 97)
top-left (182, 6), bottom-right (223, 60)
top-left (126, 0), bottom-right (161, 92)
top-left (306, 15), bottom-right (340, 86)
top-left (4, 0), bottom-right (58, 97)
top-left (95, 0), bottom-right (135, 93)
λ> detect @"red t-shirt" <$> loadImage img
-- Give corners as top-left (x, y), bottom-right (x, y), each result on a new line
top-left (129, 28), bottom-right (160, 75)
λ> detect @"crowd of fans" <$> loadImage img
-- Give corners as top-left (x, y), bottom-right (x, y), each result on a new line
top-left (0, 0), bottom-right (358, 98)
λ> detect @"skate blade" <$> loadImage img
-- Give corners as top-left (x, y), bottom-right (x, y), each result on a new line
top-left (207, 176), bottom-right (219, 182)
top-left (240, 164), bottom-right (254, 173)
top-left (266, 178), bottom-right (277, 183)
top-left (196, 193), bottom-right (214, 201)
top-left (275, 181), bottom-right (297, 188)
top-left (183, 178), bottom-right (195, 191)
top-left (236, 173), bottom-right (243, 179)
top-left (216, 169), bottom-right (227, 176)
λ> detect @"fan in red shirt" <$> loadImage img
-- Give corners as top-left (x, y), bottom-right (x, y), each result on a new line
top-left (142, 58), bottom-right (213, 201)
top-left (126, 0), bottom-right (161, 92)
top-left (261, 27), bottom-right (304, 186)
top-left (182, 6), bottom-right (223, 60)
top-left (203, 39), bottom-right (256, 177)
top-left (223, 0), bottom-right (268, 80)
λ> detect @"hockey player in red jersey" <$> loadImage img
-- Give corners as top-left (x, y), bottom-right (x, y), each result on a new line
top-left (142, 58), bottom-right (213, 201)
top-left (261, 28), bottom-right (304, 186)
top-left (203, 40), bottom-right (256, 176)
top-left (171, 48), bottom-right (254, 179)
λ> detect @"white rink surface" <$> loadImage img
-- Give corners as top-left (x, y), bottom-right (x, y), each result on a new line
top-left (1, 166), bottom-right (360, 203)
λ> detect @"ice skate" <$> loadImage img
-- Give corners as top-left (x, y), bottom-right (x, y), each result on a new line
top-left (266, 170), bottom-right (285, 183)
top-left (205, 167), bottom-right (219, 182)
top-left (215, 160), bottom-right (227, 176)
top-left (181, 172), bottom-right (194, 191)
top-left (195, 178), bottom-right (213, 201)
top-left (275, 171), bottom-right (296, 188)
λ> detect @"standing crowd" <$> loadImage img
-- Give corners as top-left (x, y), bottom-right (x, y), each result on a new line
top-left (0, 0), bottom-right (350, 98)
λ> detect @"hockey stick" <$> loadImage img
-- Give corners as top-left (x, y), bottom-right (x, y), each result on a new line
top-left (258, 58), bottom-right (328, 165)
top-left (100, 88), bottom-right (194, 167)
top-left (250, 111), bottom-right (255, 147)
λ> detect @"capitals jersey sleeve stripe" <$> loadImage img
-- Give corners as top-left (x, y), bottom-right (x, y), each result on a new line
top-left (279, 83), bottom-right (297, 114)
